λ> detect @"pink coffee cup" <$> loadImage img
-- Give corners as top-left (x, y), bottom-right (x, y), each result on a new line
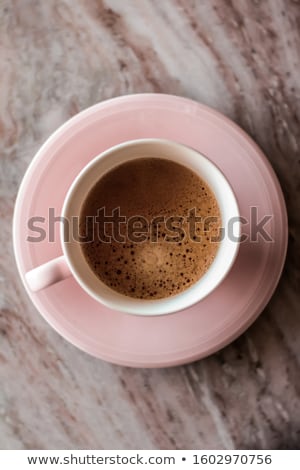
top-left (25, 139), bottom-right (240, 316)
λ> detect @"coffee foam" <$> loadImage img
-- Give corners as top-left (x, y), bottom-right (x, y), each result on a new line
top-left (80, 158), bottom-right (221, 299)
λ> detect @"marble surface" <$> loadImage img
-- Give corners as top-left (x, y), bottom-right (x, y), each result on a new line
top-left (0, 0), bottom-right (299, 450)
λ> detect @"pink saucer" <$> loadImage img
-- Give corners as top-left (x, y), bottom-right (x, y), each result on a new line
top-left (13, 94), bottom-right (288, 367)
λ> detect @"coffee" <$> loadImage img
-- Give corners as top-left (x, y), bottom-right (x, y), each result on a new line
top-left (80, 158), bottom-right (221, 300)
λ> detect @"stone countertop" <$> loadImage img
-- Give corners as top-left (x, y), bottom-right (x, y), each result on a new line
top-left (0, 0), bottom-right (299, 450)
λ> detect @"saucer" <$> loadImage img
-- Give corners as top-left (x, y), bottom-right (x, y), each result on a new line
top-left (13, 94), bottom-right (288, 367)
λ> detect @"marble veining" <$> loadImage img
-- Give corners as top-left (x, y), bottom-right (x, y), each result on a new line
top-left (0, 0), bottom-right (300, 449)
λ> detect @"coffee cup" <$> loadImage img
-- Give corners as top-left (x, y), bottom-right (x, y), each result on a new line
top-left (25, 139), bottom-right (240, 315)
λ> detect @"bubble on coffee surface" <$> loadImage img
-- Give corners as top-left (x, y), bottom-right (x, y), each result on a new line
top-left (80, 158), bottom-right (221, 299)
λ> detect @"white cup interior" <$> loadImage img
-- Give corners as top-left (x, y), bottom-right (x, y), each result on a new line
top-left (62, 139), bottom-right (240, 316)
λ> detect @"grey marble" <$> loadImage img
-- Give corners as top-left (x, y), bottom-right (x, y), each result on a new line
top-left (0, 0), bottom-right (299, 450)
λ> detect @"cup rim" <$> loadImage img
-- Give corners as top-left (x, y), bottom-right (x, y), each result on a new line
top-left (61, 138), bottom-right (241, 316)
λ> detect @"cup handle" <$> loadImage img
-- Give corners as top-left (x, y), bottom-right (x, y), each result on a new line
top-left (25, 256), bottom-right (72, 292)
